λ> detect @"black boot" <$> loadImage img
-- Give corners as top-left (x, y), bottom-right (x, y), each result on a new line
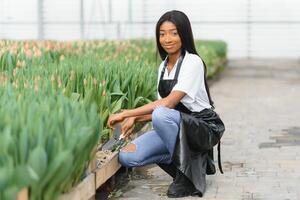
top-left (167, 169), bottom-right (199, 198)
top-left (157, 163), bottom-right (176, 178)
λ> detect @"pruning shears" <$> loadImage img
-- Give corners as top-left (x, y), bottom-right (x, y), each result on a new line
top-left (100, 123), bottom-right (127, 151)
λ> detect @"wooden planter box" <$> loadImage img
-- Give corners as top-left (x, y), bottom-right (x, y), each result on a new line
top-left (59, 173), bottom-right (96, 200)
top-left (58, 151), bottom-right (121, 199)
top-left (95, 151), bottom-right (121, 188)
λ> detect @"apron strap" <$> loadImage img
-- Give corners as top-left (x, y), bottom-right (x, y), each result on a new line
top-left (160, 59), bottom-right (168, 80)
top-left (173, 51), bottom-right (185, 80)
top-left (160, 51), bottom-right (185, 81)
top-left (217, 141), bottom-right (224, 174)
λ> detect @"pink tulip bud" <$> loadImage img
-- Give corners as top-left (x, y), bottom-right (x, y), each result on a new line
top-left (26, 49), bottom-right (32, 58)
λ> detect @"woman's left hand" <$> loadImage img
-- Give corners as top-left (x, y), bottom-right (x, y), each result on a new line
top-left (121, 117), bottom-right (136, 139)
top-left (107, 112), bottom-right (125, 128)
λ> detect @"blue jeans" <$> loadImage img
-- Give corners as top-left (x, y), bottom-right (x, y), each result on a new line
top-left (118, 106), bottom-right (181, 167)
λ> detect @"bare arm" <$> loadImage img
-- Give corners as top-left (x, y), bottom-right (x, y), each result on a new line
top-left (120, 114), bottom-right (152, 138)
top-left (107, 90), bottom-right (186, 128)
top-left (134, 114), bottom-right (152, 122)
top-left (122, 91), bottom-right (185, 118)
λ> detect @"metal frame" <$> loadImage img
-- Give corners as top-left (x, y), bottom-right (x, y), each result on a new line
top-left (37, 0), bottom-right (44, 39)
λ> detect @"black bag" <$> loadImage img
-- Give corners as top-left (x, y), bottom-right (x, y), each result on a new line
top-left (206, 148), bottom-right (216, 175)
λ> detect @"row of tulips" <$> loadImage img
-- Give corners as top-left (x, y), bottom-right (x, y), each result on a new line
top-left (0, 39), bottom-right (227, 200)
top-left (0, 87), bottom-right (100, 200)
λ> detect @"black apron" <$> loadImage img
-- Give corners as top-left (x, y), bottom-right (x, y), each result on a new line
top-left (157, 51), bottom-right (225, 196)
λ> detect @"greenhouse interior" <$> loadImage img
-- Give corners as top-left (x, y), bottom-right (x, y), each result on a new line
top-left (0, 0), bottom-right (300, 200)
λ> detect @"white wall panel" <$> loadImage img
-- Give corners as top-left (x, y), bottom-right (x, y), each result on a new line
top-left (43, 0), bottom-right (80, 22)
top-left (84, 24), bottom-right (119, 39)
top-left (84, 0), bottom-right (110, 22)
top-left (1, 24), bottom-right (37, 39)
top-left (121, 23), bottom-right (156, 39)
top-left (193, 24), bottom-right (248, 58)
top-left (251, 0), bottom-right (300, 21)
top-left (174, 0), bottom-right (248, 22)
top-left (0, 0), bottom-right (300, 59)
top-left (44, 25), bottom-right (80, 40)
top-left (111, 0), bottom-right (129, 22)
top-left (0, 0), bottom-right (37, 22)
top-left (250, 24), bottom-right (300, 58)
top-left (130, 0), bottom-right (172, 22)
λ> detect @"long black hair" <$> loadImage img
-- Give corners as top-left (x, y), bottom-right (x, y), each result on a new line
top-left (155, 10), bottom-right (214, 108)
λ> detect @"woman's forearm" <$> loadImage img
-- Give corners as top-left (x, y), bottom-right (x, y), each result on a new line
top-left (122, 98), bottom-right (169, 118)
top-left (134, 114), bottom-right (152, 122)
top-left (120, 91), bottom-right (185, 120)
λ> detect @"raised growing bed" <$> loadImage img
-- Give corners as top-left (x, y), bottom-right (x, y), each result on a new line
top-left (16, 123), bottom-right (152, 200)
top-left (16, 151), bottom-right (119, 200)
top-left (56, 124), bottom-right (152, 199)
top-left (57, 151), bottom-right (120, 200)
top-left (95, 151), bottom-right (121, 189)
top-left (58, 173), bottom-right (96, 200)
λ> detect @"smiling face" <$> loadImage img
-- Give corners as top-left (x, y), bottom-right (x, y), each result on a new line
top-left (159, 21), bottom-right (182, 56)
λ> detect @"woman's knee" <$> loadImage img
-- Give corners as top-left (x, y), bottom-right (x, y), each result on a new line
top-left (118, 144), bottom-right (142, 167)
top-left (152, 106), bottom-right (180, 128)
top-left (118, 151), bottom-right (131, 167)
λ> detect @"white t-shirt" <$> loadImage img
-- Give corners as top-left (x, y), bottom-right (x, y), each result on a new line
top-left (157, 51), bottom-right (212, 112)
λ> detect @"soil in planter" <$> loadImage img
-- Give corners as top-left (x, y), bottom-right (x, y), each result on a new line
top-left (95, 150), bottom-right (114, 168)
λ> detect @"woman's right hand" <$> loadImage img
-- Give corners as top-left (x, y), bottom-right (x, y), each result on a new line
top-left (107, 112), bottom-right (125, 128)
top-left (121, 117), bottom-right (136, 139)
